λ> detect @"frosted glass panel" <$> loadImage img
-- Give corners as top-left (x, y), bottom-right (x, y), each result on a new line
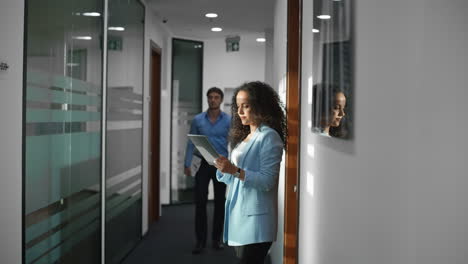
top-left (105, 0), bottom-right (145, 263)
top-left (171, 39), bottom-right (203, 203)
top-left (23, 0), bottom-right (103, 262)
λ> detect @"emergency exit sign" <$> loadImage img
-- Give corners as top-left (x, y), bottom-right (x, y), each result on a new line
top-left (108, 35), bottom-right (123, 51)
top-left (226, 36), bottom-right (240, 52)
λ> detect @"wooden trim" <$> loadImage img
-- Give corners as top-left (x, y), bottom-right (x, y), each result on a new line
top-left (284, 0), bottom-right (301, 263)
top-left (149, 44), bottom-right (161, 223)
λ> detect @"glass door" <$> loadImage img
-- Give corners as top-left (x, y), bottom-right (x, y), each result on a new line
top-left (170, 39), bottom-right (203, 203)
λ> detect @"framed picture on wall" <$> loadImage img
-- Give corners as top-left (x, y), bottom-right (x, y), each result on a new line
top-left (312, 0), bottom-right (353, 139)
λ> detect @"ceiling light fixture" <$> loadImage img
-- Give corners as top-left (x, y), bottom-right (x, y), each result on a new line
top-left (256, 38), bottom-right (266, 42)
top-left (72, 36), bottom-right (92, 40)
top-left (317, 15), bottom-right (331, 19)
top-left (108, 27), bottom-right (125, 31)
top-left (211, 27), bottom-right (222, 32)
top-left (205, 13), bottom-right (218, 18)
top-left (312, 28), bottom-right (320, 33)
top-left (82, 12), bottom-right (101, 17)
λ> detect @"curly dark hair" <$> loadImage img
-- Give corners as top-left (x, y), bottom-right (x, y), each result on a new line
top-left (312, 83), bottom-right (349, 138)
top-left (229, 81), bottom-right (287, 149)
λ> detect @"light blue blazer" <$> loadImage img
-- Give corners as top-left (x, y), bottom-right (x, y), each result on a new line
top-left (216, 125), bottom-right (284, 245)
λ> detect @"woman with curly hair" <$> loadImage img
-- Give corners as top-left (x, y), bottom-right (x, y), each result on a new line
top-left (214, 81), bottom-right (286, 264)
top-left (312, 83), bottom-right (348, 138)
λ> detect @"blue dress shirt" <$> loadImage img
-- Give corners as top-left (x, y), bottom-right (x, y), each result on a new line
top-left (184, 111), bottom-right (231, 168)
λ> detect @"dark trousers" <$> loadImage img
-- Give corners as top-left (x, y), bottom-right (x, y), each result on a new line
top-left (194, 159), bottom-right (226, 245)
top-left (234, 242), bottom-right (273, 264)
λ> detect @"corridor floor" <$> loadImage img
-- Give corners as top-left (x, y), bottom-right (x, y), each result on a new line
top-left (122, 203), bottom-right (238, 264)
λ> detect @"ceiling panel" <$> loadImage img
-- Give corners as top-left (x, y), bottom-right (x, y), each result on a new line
top-left (147, 0), bottom-right (274, 39)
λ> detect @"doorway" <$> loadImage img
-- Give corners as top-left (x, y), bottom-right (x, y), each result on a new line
top-left (149, 43), bottom-right (162, 223)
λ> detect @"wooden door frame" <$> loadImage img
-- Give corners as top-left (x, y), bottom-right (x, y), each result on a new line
top-left (284, 0), bottom-right (301, 263)
top-left (149, 41), bottom-right (162, 223)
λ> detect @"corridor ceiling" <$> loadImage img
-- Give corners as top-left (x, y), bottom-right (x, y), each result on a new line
top-left (147, 0), bottom-right (274, 39)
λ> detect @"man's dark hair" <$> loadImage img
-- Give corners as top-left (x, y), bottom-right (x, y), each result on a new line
top-left (206, 87), bottom-right (224, 99)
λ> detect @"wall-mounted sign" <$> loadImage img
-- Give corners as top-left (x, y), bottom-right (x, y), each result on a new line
top-left (100, 35), bottom-right (123, 51)
top-left (0, 60), bottom-right (9, 80)
top-left (225, 36), bottom-right (240, 52)
top-left (108, 35), bottom-right (123, 51)
top-left (0, 61), bottom-right (9, 72)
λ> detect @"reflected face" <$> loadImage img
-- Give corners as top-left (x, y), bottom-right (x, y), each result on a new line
top-left (330, 92), bottom-right (346, 127)
top-left (207, 92), bottom-right (223, 110)
top-left (236, 90), bottom-right (254, 126)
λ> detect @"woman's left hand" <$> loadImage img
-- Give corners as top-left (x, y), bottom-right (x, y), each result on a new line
top-left (214, 156), bottom-right (237, 174)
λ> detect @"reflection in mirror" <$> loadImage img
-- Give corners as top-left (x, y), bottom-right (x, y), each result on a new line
top-left (312, 0), bottom-right (353, 139)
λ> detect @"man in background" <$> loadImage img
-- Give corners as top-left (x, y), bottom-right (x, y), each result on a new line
top-left (184, 87), bottom-right (230, 254)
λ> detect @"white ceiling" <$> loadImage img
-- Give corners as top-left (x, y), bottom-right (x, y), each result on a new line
top-left (147, 0), bottom-right (275, 40)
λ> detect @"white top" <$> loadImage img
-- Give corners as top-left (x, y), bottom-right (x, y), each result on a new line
top-left (227, 141), bottom-right (248, 246)
top-left (231, 141), bottom-right (247, 167)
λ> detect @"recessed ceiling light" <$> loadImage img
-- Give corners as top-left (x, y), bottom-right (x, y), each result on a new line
top-left (211, 27), bottom-right (222, 32)
top-left (317, 15), bottom-right (331, 19)
top-left (205, 13), bottom-right (218, 18)
top-left (72, 36), bottom-right (92, 40)
top-left (108, 27), bottom-right (125, 31)
top-left (82, 12), bottom-right (101, 17)
top-left (312, 28), bottom-right (320, 33)
top-left (256, 38), bottom-right (266, 42)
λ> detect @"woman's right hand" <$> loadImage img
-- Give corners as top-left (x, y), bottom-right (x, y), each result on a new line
top-left (214, 156), bottom-right (237, 174)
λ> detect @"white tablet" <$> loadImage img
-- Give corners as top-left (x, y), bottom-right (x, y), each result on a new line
top-left (187, 134), bottom-right (220, 166)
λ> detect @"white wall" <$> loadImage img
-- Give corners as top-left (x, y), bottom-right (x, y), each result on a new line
top-left (298, 0), bottom-right (468, 264)
top-left (405, 1), bottom-right (468, 262)
top-left (0, 0), bottom-right (24, 263)
top-left (264, 28), bottom-right (275, 86)
top-left (142, 4), bottom-right (172, 233)
top-left (202, 34), bottom-right (266, 110)
top-left (269, 0), bottom-right (288, 263)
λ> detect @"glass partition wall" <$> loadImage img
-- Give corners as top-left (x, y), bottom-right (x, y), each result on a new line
top-left (170, 39), bottom-right (203, 203)
top-left (23, 0), bottom-right (104, 262)
top-left (23, 0), bottom-right (145, 263)
top-left (105, 0), bottom-right (145, 263)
